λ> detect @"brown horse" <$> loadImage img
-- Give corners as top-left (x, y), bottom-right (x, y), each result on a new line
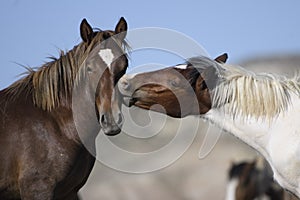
top-left (0, 18), bottom-right (129, 200)
top-left (118, 54), bottom-right (300, 197)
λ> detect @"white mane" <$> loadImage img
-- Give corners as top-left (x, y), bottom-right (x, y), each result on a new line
top-left (212, 63), bottom-right (300, 120)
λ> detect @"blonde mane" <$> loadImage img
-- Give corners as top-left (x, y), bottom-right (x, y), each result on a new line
top-left (212, 63), bottom-right (300, 120)
top-left (5, 33), bottom-right (129, 111)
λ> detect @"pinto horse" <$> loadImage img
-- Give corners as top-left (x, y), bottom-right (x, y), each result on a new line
top-left (119, 54), bottom-right (227, 117)
top-left (118, 54), bottom-right (300, 197)
top-left (226, 159), bottom-right (284, 200)
top-left (0, 18), bottom-right (129, 200)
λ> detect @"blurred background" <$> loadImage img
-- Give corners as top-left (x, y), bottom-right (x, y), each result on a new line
top-left (1, 1), bottom-right (300, 199)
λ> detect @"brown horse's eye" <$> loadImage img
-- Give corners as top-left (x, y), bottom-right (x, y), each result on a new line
top-left (200, 81), bottom-right (208, 90)
top-left (170, 80), bottom-right (179, 88)
top-left (87, 66), bottom-right (93, 73)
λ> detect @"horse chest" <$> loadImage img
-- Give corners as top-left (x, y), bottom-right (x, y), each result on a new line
top-left (266, 109), bottom-right (300, 194)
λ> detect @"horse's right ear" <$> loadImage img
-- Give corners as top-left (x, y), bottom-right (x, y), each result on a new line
top-left (80, 18), bottom-right (93, 44)
top-left (214, 53), bottom-right (228, 63)
top-left (115, 17), bottom-right (128, 41)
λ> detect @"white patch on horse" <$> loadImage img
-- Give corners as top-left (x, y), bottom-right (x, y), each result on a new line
top-left (174, 64), bottom-right (188, 69)
top-left (225, 178), bottom-right (238, 200)
top-left (98, 49), bottom-right (114, 69)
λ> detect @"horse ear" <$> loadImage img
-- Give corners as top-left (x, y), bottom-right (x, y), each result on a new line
top-left (214, 53), bottom-right (228, 63)
top-left (80, 18), bottom-right (93, 44)
top-left (199, 54), bottom-right (227, 90)
top-left (115, 17), bottom-right (128, 41)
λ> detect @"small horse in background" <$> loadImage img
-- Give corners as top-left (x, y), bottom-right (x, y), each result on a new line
top-left (0, 18), bottom-right (129, 200)
top-left (118, 54), bottom-right (300, 197)
top-left (226, 159), bottom-right (284, 200)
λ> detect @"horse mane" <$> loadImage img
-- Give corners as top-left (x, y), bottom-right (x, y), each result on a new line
top-left (213, 62), bottom-right (300, 120)
top-left (5, 32), bottom-right (130, 111)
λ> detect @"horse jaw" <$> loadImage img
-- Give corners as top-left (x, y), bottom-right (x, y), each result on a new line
top-left (201, 93), bottom-right (300, 198)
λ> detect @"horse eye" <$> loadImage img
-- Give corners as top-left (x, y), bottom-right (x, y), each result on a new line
top-left (170, 80), bottom-right (179, 87)
top-left (86, 65), bottom-right (96, 73)
top-left (87, 66), bottom-right (93, 73)
top-left (200, 81), bottom-right (208, 90)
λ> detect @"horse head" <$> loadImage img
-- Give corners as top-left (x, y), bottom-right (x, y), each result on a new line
top-left (118, 54), bottom-right (227, 118)
top-left (79, 18), bottom-right (128, 135)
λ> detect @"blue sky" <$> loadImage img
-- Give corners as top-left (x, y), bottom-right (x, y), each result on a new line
top-left (1, 0), bottom-right (300, 89)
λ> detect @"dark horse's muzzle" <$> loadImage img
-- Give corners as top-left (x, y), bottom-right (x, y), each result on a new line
top-left (99, 112), bottom-right (124, 136)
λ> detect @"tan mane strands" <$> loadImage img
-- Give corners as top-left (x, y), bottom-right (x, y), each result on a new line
top-left (5, 33), bottom-right (129, 111)
top-left (6, 42), bottom-right (87, 111)
top-left (212, 64), bottom-right (300, 120)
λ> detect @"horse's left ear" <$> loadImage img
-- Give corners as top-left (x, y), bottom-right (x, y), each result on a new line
top-left (80, 18), bottom-right (94, 44)
top-left (115, 17), bottom-right (128, 41)
top-left (214, 53), bottom-right (228, 63)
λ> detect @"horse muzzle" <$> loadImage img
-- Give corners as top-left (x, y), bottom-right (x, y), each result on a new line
top-left (102, 125), bottom-right (122, 136)
top-left (99, 112), bottom-right (123, 136)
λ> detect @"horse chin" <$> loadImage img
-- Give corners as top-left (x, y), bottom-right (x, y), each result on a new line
top-left (102, 126), bottom-right (122, 136)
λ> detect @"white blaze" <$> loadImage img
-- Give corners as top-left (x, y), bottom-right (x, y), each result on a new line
top-left (174, 64), bottom-right (188, 69)
top-left (98, 49), bottom-right (114, 69)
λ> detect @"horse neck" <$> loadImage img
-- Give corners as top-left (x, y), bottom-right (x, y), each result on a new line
top-left (203, 108), bottom-right (271, 154)
top-left (205, 91), bottom-right (299, 148)
top-left (34, 42), bottom-right (91, 110)
top-left (203, 92), bottom-right (300, 196)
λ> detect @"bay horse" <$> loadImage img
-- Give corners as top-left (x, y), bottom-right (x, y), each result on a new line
top-left (118, 54), bottom-right (300, 197)
top-left (226, 159), bottom-right (284, 200)
top-left (0, 18), bottom-right (129, 200)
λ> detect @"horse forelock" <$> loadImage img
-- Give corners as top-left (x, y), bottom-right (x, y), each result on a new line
top-left (5, 30), bottom-right (130, 111)
top-left (212, 63), bottom-right (300, 121)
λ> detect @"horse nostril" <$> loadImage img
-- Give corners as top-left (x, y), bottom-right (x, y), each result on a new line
top-left (100, 114), bottom-right (108, 127)
top-left (116, 112), bottom-right (124, 126)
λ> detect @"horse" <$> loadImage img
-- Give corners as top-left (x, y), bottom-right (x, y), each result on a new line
top-left (226, 159), bottom-right (284, 200)
top-left (118, 54), bottom-right (300, 197)
top-left (0, 17), bottom-right (129, 200)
